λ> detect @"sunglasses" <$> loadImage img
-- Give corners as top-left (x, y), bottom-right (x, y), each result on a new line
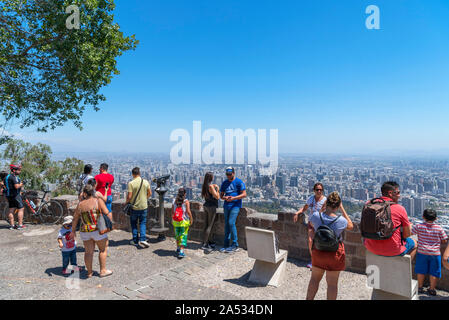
top-left (314, 189), bottom-right (323, 192)
top-left (226, 173), bottom-right (233, 176)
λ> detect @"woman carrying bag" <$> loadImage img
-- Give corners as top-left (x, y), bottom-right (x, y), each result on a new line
top-left (70, 185), bottom-right (113, 278)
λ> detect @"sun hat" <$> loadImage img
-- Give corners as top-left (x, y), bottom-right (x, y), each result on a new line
top-left (63, 215), bottom-right (74, 225)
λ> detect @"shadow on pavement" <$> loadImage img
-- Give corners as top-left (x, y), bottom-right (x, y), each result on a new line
top-left (286, 257), bottom-right (310, 268)
top-left (223, 271), bottom-right (267, 288)
top-left (152, 249), bottom-right (177, 257)
top-left (45, 266), bottom-right (92, 280)
top-left (45, 267), bottom-right (65, 278)
top-left (108, 239), bottom-right (132, 247)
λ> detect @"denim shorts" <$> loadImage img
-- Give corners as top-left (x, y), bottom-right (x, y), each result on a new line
top-left (415, 253), bottom-right (442, 278)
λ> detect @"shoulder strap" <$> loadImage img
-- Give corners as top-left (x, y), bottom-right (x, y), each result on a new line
top-left (319, 212), bottom-right (340, 227)
top-left (131, 178), bottom-right (144, 206)
top-left (94, 198), bottom-right (101, 214)
top-left (5, 174), bottom-right (10, 195)
top-left (319, 212), bottom-right (324, 224)
top-left (328, 215), bottom-right (341, 227)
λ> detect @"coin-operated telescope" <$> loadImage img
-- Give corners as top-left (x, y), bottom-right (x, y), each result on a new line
top-left (151, 175), bottom-right (170, 241)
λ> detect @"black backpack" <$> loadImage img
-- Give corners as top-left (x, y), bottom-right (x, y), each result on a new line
top-left (313, 213), bottom-right (341, 252)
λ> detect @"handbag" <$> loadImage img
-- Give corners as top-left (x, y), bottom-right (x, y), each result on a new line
top-left (97, 213), bottom-right (113, 235)
top-left (97, 200), bottom-right (113, 235)
top-left (123, 178), bottom-right (144, 216)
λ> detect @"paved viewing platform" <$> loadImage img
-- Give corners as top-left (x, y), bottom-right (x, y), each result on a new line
top-left (1, 221), bottom-right (449, 300)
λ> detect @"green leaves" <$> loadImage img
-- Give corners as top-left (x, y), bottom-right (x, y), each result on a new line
top-left (2, 138), bottom-right (84, 195)
top-left (0, 0), bottom-right (138, 132)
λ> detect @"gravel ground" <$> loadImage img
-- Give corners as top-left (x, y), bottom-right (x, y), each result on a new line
top-left (187, 250), bottom-right (374, 300)
top-left (0, 221), bottom-right (212, 300)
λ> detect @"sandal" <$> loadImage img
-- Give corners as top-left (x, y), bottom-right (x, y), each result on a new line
top-left (427, 288), bottom-right (437, 296)
top-left (100, 270), bottom-right (113, 278)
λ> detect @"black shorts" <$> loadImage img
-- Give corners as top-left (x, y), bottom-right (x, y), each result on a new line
top-left (7, 195), bottom-right (24, 209)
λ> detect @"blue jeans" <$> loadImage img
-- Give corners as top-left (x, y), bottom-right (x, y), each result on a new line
top-left (130, 208), bottom-right (147, 243)
top-left (62, 250), bottom-right (77, 269)
top-left (224, 206), bottom-right (240, 248)
top-left (106, 195), bottom-right (113, 212)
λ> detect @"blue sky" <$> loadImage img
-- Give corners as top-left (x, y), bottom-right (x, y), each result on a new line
top-left (12, 0), bottom-right (449, 154)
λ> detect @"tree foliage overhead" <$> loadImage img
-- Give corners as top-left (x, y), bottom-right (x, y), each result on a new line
top-left (0, 0), bottom-right (138, 132)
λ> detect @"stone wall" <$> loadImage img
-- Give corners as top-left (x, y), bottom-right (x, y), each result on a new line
top-left (4, 195), bottom-right (449, 291)
top-left (0, 193), bottom-right (79, 223)
top-left (110, 199), bottom-right (449, 290)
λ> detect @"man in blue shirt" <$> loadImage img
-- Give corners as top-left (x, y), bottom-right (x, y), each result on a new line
top-left (219, 167), bottom-right (247, 253)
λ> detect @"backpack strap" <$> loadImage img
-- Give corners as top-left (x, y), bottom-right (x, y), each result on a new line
top-left (382, 200), bottom-right (401, 232)
top-left (328, 215), bottom-right (341, 227)
top-left (319, 212), bottom-right (340, 226)
top-left (319, 212), bottom-right (325, 224)
top-left (5, 174), bottom-right (10, 196)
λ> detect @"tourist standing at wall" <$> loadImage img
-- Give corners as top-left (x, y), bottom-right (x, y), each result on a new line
top-left (363, 181), bottom-right (417, 259)
top-left (172, 188), bottom-right (193, 258)
top-left (442, 238), bottom-right (449, 272)
top-left (219, 167), bottom-right (247, 253)
top-left (95, 163), bottom-right (114, 212)
top-left (201, 172), bottom-right (220, 252)
top-left (412, 209), bottom-right (447, 296)
top-left (77, 164), bottom-right (94, 196)
top-left (127, 167), bottom-right (152, 248)
top-left (306, 192), bottom-right (353, 300)
top-left (82, 178), bottom-right (108, 202)
top-left (293, 182), bottom-right (327, 269)
top-left (5, 164), bottom-right (25, 230)
top-left (70, 185), bottom-right (113, 278)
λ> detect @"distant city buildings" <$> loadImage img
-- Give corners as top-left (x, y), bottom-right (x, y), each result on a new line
top-left (65, 154), bottom-right (449, 231)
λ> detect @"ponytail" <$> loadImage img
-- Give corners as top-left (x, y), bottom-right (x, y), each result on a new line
top-left (175, 188), bottom-right (186, 206)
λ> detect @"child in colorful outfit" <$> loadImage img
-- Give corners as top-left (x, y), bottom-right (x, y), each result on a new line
top-left (412, 209), bottom-right (448, 296)
top-left (172, 188), bottom-right (193, 259)
top-left (58, 215), bottom-right (78, 275)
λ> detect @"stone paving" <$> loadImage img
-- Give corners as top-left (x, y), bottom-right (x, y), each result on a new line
top-left (1, 221), bottom-right (449, 300)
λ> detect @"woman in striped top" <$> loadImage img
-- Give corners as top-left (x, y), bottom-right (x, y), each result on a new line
top-left (412, 209), bottom-right (448, 296)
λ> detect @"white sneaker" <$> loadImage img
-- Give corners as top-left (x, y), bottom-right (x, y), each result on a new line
top-left (139, 240), bottom-right (150, 248)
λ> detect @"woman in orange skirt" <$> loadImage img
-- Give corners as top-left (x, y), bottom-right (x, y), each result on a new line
top-left (306, 192), bottom-right (353, 300)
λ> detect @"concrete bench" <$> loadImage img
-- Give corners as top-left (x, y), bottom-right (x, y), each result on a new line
top-left (245, 226), bottom-right (288, 287)
top-left (366, 250), bottom-right (418, 300)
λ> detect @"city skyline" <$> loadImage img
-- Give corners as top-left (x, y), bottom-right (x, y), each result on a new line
top-left (52, 153), bottom-right (449, 232)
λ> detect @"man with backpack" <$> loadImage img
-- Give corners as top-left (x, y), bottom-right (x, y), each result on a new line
top-left (126, 167), bottom-right (152, 248)
top-left (5, 164), bottom-right (25, 230)
top-left (362, 181), bottom-right (417, 259)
